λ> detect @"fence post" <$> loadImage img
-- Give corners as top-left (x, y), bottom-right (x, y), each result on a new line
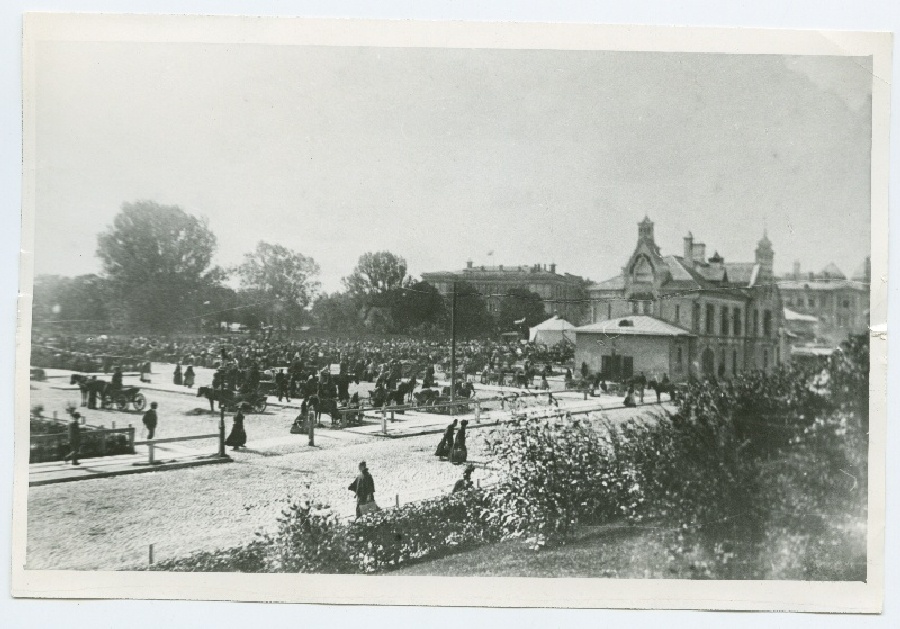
top-left (381, 408), bottom-right (387, 435)
top-left (475, 401), bottom-right (481, 424)
top-left (148, 443), bottom-right (155, 465)
top-left (148, 544), bottom-right (154, 565)
top-left (218, 415), bottom-right (226, 457)
top-left (308, 410), bottom-right (315, 446)
top-left (390, 409), bottom-right (395, 423)
top-left (128, 425), bottom-right (135, 453)
top-left (395, 494), bottom-right (400, 508)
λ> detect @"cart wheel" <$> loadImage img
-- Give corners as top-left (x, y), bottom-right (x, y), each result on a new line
top-left (253, 399), bottom-right (267, 413)
top-left (132, 393), bottom-right (146, 411)
top-left (116, 397), bottom-right (128, 411)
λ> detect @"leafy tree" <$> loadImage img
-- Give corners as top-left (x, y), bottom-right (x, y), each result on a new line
top-left (390, 280), bottom-right (446, 332)
top-left (343, 251), bottom-right (408, 296)
top-left (32, 274), bottom-right (110, 333)
top-left (497, 288), bottom-right (546, 331)
top-left (96, 201), bottom-right (222, 332)
top-left (234, 241), bottom-right (321, 332)
top-left (452, 281), bottom-right (495, 337)
top-left (312, 292), bottom-right (361, 333)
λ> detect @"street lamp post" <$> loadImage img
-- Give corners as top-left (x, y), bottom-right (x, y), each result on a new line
top-left (450, 281), bottom-right (457, 413)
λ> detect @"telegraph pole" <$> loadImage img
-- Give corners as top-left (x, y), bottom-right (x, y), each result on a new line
top-left (450, 281), bottom-right (457, 406)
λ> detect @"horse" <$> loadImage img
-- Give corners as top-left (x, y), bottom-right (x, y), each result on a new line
top-left (70, 374), bottom-right (108, 407)
top-left (197, 386), bottom-right (233, 412)
top-left (648, 379), bottom-right (676, 404)
top-left (414, 388), bottom-right (440, 406)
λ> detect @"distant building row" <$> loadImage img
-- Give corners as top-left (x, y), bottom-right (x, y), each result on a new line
top-left (422, 261), bottom-right (585, 323)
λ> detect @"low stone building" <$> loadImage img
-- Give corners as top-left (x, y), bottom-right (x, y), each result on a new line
top-left (573, 315), bottom-right (693, 382)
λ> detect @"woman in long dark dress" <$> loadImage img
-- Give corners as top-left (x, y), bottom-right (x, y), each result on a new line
top-left (173, 363), bottom-right (183, 386)
top-left (183, 365), bottom-right (195, 388)
top-left (451, 419), bottom-right (468, 464)
top-left (435, 419), bottom-right (457, 459)
top-left (225, 409), bottom-right (247, 450)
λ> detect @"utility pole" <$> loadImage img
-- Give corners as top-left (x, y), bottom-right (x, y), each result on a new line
top-left (450, 281), bottom-right (457, 408)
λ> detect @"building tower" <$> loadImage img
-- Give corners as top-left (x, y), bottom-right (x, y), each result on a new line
top-left (638, 216), bottom-right (655, 243)
top-left (755, 230), bottom-right (774, 279)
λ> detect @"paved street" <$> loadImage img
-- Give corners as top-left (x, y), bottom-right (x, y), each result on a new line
top-left (26, 368), bottom-right (669, 570)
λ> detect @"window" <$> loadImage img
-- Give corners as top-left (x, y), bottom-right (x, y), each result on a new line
top-left (693, 303), bottom-right (701, 333)
top-left (763, 310), bottom-right (772, 337)
top-left (641, 301), bottom-right (652, 315)
top-left (675, 304), bottom-right (681, 324)
top-left (676, 346), bottom-right (683, 370)
top-left (754, 310), bottom-right (760, 337)
top-left (631, 301), bottom-right (639, 314)
top-left (733, 308), bottom-right (742, 336)
top-left (842, 299), bottom-right (851, 308)
top-left (607, 302), bottom-right (612, 319)
top-left (808, 297), bottom-right (816, 308)
top-left (720, 307), bottom-right (729, 336)
top-left (706, 304), bottom-right (715, 335)
top-left (633, 256), bottom-right (654, 283)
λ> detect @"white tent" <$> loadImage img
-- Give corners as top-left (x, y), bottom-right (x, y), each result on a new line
top-left (529, 316), bottom-right (576, 345)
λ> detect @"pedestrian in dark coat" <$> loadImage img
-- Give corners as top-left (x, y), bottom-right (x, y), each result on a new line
top-left (224, 409), bottom-right (247, 450)
top-left (142, 402), bottom-right (159, 439)
top-left (435, 419), bottom-right (457, 459)
top-left (183, 365), bottom-right (195, 388)
top-left (173, 363), bottom-right (183, 386)
top-left (451, 420), bottom-right (469, 464)
top-left (348, 461), bottom-right (376, 518)
top-left (64, 413), bottom-right (81, 465)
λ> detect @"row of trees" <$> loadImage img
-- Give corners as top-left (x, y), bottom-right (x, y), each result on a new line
top-left (33, 201), bottom-right (554, 336)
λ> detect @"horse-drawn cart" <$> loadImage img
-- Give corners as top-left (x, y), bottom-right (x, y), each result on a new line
top-left (101, 387), bottom-right (147, 411)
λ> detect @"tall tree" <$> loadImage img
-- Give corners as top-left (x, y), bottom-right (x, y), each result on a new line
top-left (452, 281), bottom-right (495, 337)
top-left (343, 251), bottom-right (408, 296)
top-left (390, 280), bottom-right (446, 333)
top-left (32, 274), bottom-right (110, 333)
top-left (498, 288), bottom-right (547, 331)
top-left (312, 292), bottom-right (361, 333)
top-left (96, 201), bottom-right (222, 332)
top-left (234, 241), bottom-right (321, 332)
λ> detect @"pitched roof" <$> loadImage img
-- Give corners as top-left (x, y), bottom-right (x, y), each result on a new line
top-left (778, 279), bottom-right (867, 292)
top-left (574, 315), bottom-right (693, 337)
top-left (587, 274), bottom-right (625, 291)
top-left (531, 315), bottom-right (576, 330)
top-left (724, 262), bottom-right (759, 287)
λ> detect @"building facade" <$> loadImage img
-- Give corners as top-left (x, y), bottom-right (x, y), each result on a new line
top-left (422, 262), bottom-right (586, 324)
top-left (578, 218), bottom-right (786, 382)
top-left (777, 260), bottom-right (869, 347)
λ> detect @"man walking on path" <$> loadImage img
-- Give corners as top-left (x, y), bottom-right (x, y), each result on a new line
top-left (64, 413), bottom-right (81, 465)
top-left (142, 402), bottom-right (158, 440)
top-left (348, 461), bottom-right (376, 518)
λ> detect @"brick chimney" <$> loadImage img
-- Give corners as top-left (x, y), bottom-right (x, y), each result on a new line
top-left (793, 260), bottom-right (801, 280)
top-left (691, 242), bottom-right (706, 264)
top-left (550, 263), bottom-right (557, 274)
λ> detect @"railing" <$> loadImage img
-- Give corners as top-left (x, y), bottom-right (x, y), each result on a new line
top-left (133, 421), bottom-right (226, 465)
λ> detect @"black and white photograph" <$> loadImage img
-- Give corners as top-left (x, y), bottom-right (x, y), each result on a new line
top-left (11, 13), bottom-right (890, 612)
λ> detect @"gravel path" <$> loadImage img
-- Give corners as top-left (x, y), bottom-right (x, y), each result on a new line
top-left (26, 374), bottom-right (655, 571)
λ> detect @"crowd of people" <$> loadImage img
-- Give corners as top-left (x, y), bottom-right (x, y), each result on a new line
top-left (31, 331), bottom-right (574, 377)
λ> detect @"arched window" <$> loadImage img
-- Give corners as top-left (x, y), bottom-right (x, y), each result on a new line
top-left (632, 256), bottom-right (654, 284)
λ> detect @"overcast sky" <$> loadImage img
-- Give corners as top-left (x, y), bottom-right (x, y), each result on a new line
top-left (32, 42), bottom-right (873, 291)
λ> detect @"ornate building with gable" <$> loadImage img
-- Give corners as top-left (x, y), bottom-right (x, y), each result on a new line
top-left (576, 218), bottom-right (786, 381)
